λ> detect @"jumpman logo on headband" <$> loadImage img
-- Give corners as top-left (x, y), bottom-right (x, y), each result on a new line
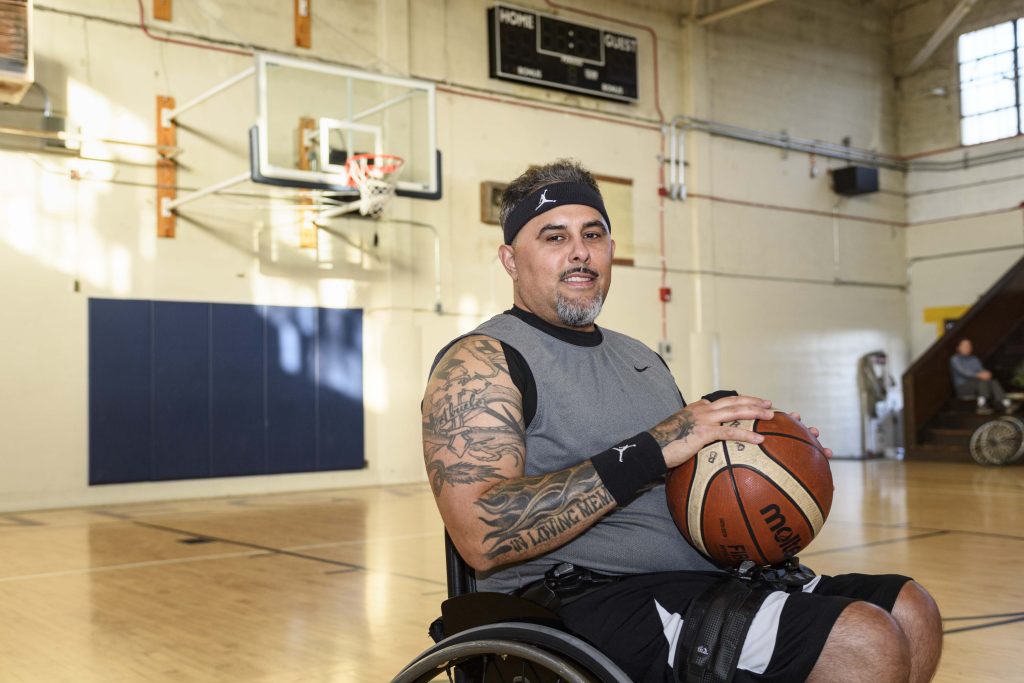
top-left (535, 189), bottom-right (557, 210)
top-left (613, 444), bottom-right (636, 462)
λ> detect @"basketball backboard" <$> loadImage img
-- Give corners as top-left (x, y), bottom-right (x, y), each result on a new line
top-left (252, 53), bottom-right (439, 198)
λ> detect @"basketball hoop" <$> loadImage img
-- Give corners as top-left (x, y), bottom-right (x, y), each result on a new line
top-left (345, 153), bottom-right (405, 218)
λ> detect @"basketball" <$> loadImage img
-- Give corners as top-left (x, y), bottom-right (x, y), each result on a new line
top-left (666, 411), bottom-right (833, 568)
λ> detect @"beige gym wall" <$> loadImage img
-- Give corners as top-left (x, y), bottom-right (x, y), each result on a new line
top-left (896, 0), bottom-right (1024, 356)
top-left (0, 0), bottom-right (1017, 511)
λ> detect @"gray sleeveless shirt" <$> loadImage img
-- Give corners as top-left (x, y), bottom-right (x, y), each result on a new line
top-left (435, 312), bottom-right (717, 593)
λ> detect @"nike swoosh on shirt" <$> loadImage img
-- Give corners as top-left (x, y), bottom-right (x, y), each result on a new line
top-left (634, 365), bottom-right (650, 372)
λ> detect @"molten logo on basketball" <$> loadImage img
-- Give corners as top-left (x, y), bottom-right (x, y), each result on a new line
top-left (665, 412), bottom-right (833, 567)
top-left (760, 504), bottom-right (803, 557)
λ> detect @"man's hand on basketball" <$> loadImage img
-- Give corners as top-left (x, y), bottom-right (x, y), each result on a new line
top-left (650, 395), bottom-right (775, 469)
top-left (789, 412), bottom-right (834, 459)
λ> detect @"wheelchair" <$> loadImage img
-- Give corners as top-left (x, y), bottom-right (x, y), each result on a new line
top-left (391, 533), bottom-right (633, 682)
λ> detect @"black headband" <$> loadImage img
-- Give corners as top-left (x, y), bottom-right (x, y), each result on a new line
top-left (502, 181), bottom-right (611, 245)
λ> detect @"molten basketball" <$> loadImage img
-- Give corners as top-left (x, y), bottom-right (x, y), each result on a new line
top-left (666, 411), bottom-right (833, 568)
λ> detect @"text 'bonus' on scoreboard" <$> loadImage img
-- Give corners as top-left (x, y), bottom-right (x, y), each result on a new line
top-left (487, 4), bottom-right (640, 103)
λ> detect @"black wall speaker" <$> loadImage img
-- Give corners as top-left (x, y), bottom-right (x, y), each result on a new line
top-left (832, 166), bottom-right (879, 196)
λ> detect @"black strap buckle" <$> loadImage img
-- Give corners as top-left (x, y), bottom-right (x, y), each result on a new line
top-left (731, 557), bottom-right (816, 592)
top-left (516, 562), bottom-right (619, 611)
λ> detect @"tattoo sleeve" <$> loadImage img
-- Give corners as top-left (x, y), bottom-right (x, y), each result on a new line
top-left (422, 338), bottom-right (525, 496)
top-left (475, 462), bottom-right (614, 561)
top-left (423, 337), bottom-right (617, 565)
top-left (649, 408), bottom-right (696, 447)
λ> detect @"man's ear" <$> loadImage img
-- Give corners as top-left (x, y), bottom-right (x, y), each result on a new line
top-left (498, 244), bottom-right (518, 281)
top-left (610, 238), bottom-right (616, 260)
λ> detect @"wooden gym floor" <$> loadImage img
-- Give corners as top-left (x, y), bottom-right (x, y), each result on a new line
top-left (0, 460), bottom-right (1021, 682)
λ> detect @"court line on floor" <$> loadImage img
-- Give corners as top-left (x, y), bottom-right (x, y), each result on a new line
top-left (943, 611), bottom-right (1024, 621)
top-left (286, 531), bottom-right (440, 551)
top-left (0, 527), bottom-right (445, 585)
top-left (943, 616), bottom-right (1024, 635)
top-left (0, 549), bottom-right (265, 583)
top-left (801, 530), bottom-right (950, 557)
top-left (133, 521), bottom-right (364, 572)
top-left (134, 521), bottom-right (446, 587)
top-left (827, 520), bottom-right (1024, 542)
top-left (0, 515), bottom-right (46, 527)
top-left (953, 529), bottom-right (1024, 542)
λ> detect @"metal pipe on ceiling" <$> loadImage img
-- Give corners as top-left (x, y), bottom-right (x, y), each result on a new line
top-left (665, 115), bottom-right (1024, 195)
top-left (696, 0), bottom-right (781, 26)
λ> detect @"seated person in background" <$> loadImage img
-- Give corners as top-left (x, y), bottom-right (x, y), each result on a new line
top-left (422, 159), bottom-right (942, 683)
top-left (950, 338), bottom-right (1011, 415)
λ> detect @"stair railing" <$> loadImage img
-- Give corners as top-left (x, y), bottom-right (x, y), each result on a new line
top-left (902, 255), bottom-right (1024, 456)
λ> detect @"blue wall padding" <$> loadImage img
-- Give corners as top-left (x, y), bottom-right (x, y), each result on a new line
top-left (88, 299), bottom-right (365, 485)
top-left (318, 308), bottom-right (365, 471)
top-left (265, 306), bottom-right (318, 474)
top-left (210, 303), bottom-right (265, 477)
top-left (153, 301), bottom-right (211, 481)
top-left (89, 299), bottom-right (154, 484)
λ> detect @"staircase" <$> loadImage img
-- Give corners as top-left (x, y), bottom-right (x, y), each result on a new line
top-left (914, 398), bottom-right (1012, 461)
top-left (902, 255), bottom-right (1024, 461)
top-left (990, 324), bottom-right (1024, 387)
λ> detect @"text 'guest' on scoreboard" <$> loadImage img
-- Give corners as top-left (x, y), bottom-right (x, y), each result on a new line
top-left (487, 4), bottom-right (639, 103)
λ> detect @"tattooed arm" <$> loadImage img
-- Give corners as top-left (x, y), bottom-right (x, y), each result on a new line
top-left (422, 335), bottom-right (775, 571)
top-left (422, 335), bottom-right (618, 570)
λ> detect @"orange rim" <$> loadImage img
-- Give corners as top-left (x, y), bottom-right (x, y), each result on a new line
top-left (345, 153), bottom-right (405, 182)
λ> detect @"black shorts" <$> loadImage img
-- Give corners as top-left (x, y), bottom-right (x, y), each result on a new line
top-left (557, 570), bottom-right (910, 683)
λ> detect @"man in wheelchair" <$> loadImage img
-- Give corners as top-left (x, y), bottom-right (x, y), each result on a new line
top-left (413, 160), bottom-right (942, 682)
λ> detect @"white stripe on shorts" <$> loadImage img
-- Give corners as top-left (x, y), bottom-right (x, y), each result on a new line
top-left (655, 590), bottom-right (790, 675)
top-left (802, 575), bottom-right (823, 593)
top-left (654, 599), bottom-right (684, 667)
top-left (737, 591), bottom-right (788, 673)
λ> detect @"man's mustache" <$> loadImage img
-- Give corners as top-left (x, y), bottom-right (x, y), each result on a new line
top-left (560, 266), bottom-right (599, 280)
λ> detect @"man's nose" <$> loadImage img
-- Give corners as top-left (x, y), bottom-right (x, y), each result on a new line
top-left (568, 236), bottom-right (591, 263)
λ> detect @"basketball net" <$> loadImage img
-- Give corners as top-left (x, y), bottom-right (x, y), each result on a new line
top-left (345, 153), bottom-right (404, 218)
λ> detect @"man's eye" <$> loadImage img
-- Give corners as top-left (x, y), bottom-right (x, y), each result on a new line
top-left (547, 234), bottom-right (564, 242)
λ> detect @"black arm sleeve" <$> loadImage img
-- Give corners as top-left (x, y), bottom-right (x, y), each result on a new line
top-left (501, 341), bottom-right (537, 430)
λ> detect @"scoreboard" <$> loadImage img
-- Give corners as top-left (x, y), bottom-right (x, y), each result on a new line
top-left (487, 4), bottom-right (639, 104)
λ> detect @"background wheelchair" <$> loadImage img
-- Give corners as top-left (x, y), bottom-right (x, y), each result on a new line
top-left (391, 533), bottom-right (633, 682)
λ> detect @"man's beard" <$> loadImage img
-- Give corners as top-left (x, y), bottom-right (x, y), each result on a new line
top-left (556, 290), bottom-right (604, 328)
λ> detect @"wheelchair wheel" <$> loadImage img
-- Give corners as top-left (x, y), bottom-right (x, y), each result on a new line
top-left (392, 623), bottom-right (632, 683)
top-left (391, 638), bottom-right (593, 682)
top-left (970, 416), bottom-right (1024, 465)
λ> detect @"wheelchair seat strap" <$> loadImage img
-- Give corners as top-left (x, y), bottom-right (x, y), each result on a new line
top-left (676, 579), bottom-right (769, 683)
top-left (515, 562), bottom-right (622, 612)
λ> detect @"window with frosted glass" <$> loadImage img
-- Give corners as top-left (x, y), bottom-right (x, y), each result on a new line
top-left (958, 20), bottom-right (1022, 145)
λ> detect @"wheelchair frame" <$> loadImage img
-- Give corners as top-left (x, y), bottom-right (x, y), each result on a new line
top-left (391, 533), bottom-right (633, 683)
